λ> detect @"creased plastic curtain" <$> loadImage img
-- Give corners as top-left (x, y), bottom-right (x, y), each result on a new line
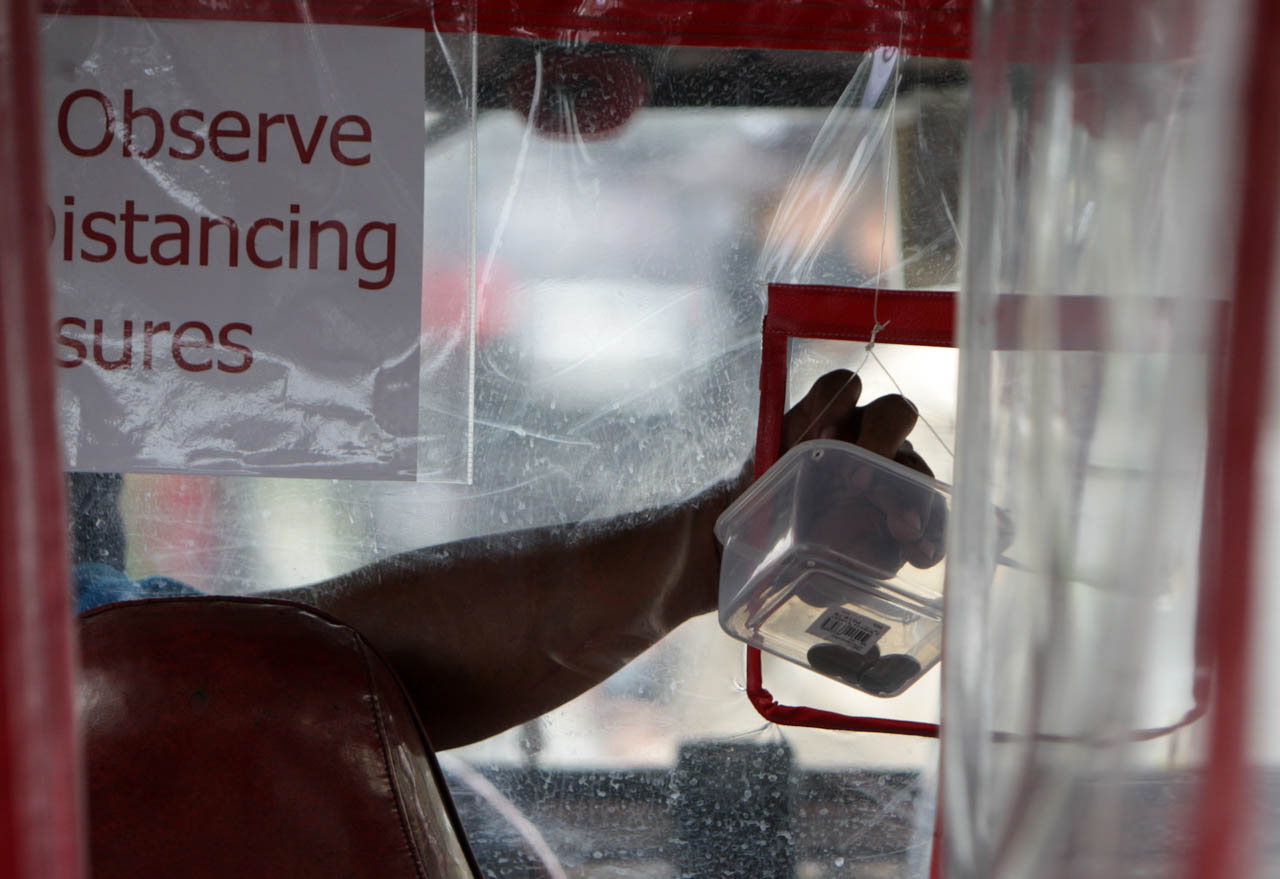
top-left (946, 0), bottom-right (1247, 877)
top-left (758, 48), bottom-right (965, 294)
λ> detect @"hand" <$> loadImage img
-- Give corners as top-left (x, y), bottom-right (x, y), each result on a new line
top-left (781, 369), bottom-right (946, 578)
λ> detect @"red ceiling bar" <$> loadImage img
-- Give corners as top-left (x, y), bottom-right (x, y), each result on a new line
top-left (38, 0), bottom-right (974, 54)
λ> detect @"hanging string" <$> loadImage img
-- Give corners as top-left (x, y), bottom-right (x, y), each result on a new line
top-left (868, 347), bottom-right (956, 459)
top-left (857, 40), bottom-right (954, 461)
top-left (850, 317), bottom-right (891, 376)
top-left (790, 40), bottom-right (954, 461)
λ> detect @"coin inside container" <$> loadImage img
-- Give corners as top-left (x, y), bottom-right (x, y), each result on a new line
top-left (806, 643), bottom-right (880, 685)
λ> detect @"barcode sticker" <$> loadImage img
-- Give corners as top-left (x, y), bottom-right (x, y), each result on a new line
top-left (806, 608), bottom-right (890, 655)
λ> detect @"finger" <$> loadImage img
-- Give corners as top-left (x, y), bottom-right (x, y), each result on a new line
top-left (855, 394), bottom-right (918, 459)
top-left (867, 474), bottom-right (934, 543)
top-left (852, 394), bottom-right (924, 540)
top-left (808, 494), bottom-right (904, 579)
top-left (888, 445), bottom-right (937, 544)
top-left (995, 506), bottom-right (1016, 555)
top-left (904, 492), bottom-right (948, 569)
top-left (894, 443), bottom-right (934, 479)
top-left (847, 517), bottom-right (906, 579)
top-left (783, 369), bottom-right (862, 450)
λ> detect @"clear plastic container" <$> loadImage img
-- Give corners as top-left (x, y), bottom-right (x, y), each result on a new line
top-left (715, 440), bottom-right (948, 698)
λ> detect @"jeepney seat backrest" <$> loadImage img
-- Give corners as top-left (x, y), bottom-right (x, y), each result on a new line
top-left (78, 596), bottom-right (478, 879)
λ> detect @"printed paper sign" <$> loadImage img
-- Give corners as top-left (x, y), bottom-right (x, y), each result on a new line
top-left (42, 17), bottom-right (428, 479)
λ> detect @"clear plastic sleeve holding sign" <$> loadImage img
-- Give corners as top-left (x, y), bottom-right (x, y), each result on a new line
top-left (42, 5), bottom-right (475, 482)
top-left (716, 440), bottom-right (948, 698)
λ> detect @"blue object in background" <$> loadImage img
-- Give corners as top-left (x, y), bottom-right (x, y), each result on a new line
top-left (75, 563), bottom-right (202, 614)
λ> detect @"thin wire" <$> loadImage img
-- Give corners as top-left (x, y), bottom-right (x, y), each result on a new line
top-left (438, 755), bottom-right (569, 879)
top-left (791, 369), bottom-right (862, 444)
top-left (867, 44), bottom-right (898, 351)
top-left (869, 348), bottom-right (956, 458)
top-left (849, 317), bottom-right (890, 377)
top-left (857, 38), bottom-right (954, 461)
top-left (792, 45), bottom-right (902, 446)
top-left (793, 41), bottom-right (955, 461)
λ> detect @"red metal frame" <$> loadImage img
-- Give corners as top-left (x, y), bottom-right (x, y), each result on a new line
top-left (756, 287), bottom-right (958, 462)
top-left (33, 0), bottom-right (1187, 60)
top-left (0, 0), bottom-right (83, 871)
top-left (40, 0), bottom-right (972, 54)
top-left (751, 283), bottom-right (1224, 738)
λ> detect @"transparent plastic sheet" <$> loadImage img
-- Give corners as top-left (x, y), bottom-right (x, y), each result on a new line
top-left (43, 1), bottom-right (479, 585)
top-left (747, 40), bottom-right (967, 731)
top-left (715, 42), bottom-right (971, 872)
top-left (758, 49), bottom-right (966, 294)
top-left (39, 5), bottom-right (987, 879)
top-left (946, 1), bottom-right (1248, 877)
top-left (444, 38), bottom-right (958, 879)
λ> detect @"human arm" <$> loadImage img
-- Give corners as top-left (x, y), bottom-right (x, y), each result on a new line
top-left (269, 370), bottom-right (937, 750)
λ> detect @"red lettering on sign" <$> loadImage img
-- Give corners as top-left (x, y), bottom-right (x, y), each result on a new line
top-left (143, 321), bottom-right (170, 370)
top-left (209, 111), bottom-right (251, 162)
top-left (172, 321), bottom-right (215, 371)
top-left (122, 90), bottom-right (163, 159)
top-left (54, 317), bottom-right (256, 374)
top-left (246, 218), bottom-right (283, 268)
top-left (56, 90), bottom-right (375, 165)
top-left (287, 114), bottom-right (328, 164)
top-left (55, 317), bottom-right (88, 368)
top-left (93, 319), bottom-right (133, 370)
top-left (217, 323), bottom-right (254, 373)
top-left (168, 109), bottom-right (205, 160)
top-left (58, 89), bottom-right (114, 157)
top-left (330, 115), bottom-right (371, 166)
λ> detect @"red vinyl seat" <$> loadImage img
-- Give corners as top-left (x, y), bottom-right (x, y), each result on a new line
top-left (78, 596), bottom-right (480, 879)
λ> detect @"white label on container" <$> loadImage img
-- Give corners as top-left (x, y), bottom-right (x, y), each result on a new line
top-left (42, 17), bottom-right (427, 479)
top-left (806, 607), bottom-right (890, 655)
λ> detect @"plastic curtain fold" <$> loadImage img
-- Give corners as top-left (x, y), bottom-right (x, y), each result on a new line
top-left (945, 0), bottom-right (1262, 877)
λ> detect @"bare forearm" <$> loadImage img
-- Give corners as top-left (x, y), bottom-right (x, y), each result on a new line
top-left (272, 475), bottom-right (742, 750)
